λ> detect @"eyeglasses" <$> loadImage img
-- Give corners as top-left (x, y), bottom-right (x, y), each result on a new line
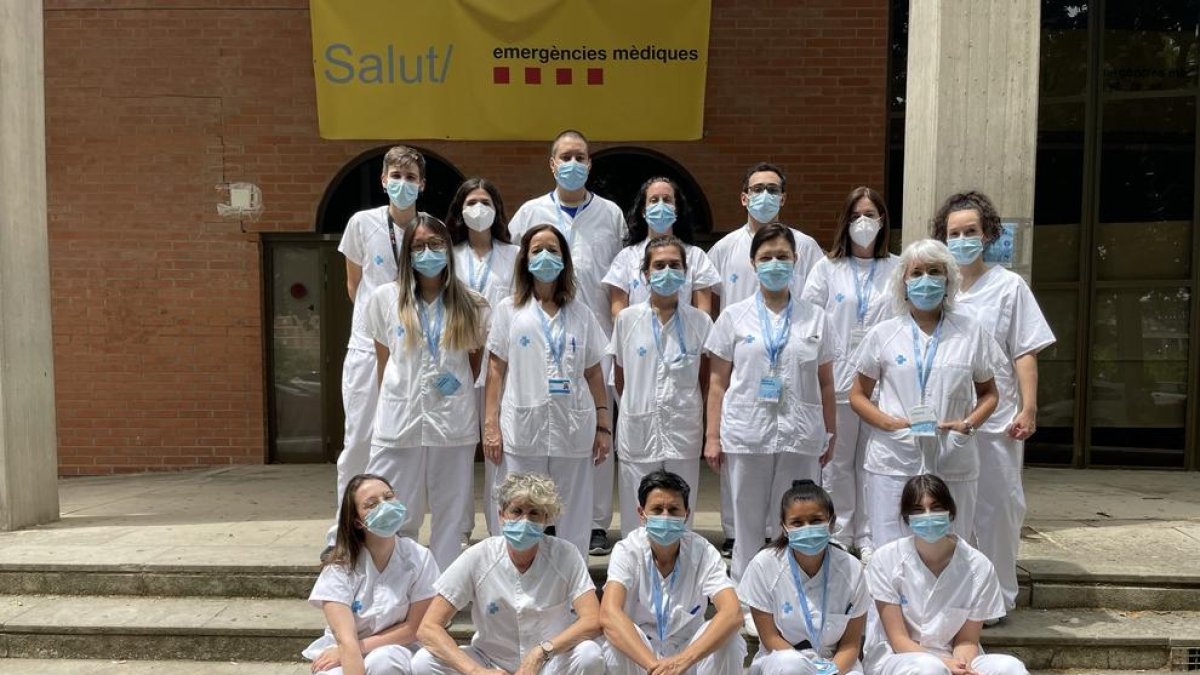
top-left (746, 184), bottom-right (783, 195)
top-left (411, 240), bottom-right (447, 254)
top-left (361, 491), bottom-right (396, 511)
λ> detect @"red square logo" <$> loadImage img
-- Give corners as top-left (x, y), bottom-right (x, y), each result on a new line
top-left (524, 67), bottom-right (541, 84)
top-left (493, 67), bottom-right (510, 84)
top-left (556, 68), bottom-right (573, 85)
top-left (587, 68), bottom-right (604, 85)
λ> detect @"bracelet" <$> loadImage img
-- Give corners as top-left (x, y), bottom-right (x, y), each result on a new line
top-left (595, 426), bottom-right (612, 435)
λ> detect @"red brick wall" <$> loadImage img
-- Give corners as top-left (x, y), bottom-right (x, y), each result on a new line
top-left (44, 0), bottom-right (888, 474)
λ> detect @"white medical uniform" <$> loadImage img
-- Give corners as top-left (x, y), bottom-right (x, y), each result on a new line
top-left (606, 304), bottom-right (712, 536)
top-left (411, 536), bottom-right (604, 675)
top-left (487, 297), bottom-right (605, 558)
top-left (602, 529), bottom-right (746, 674)
top-left (304, 536), bottom-right (440, 675)
top-left (739, 546), bottom-right (869, 675)
top-left (707, 222), bottom-right (824, 539)
top-left (802, 255), bottom-right (900, 550)
top-left (601, 240), bottom-right (722, 308)
top-left (330, 205), bottom-right (410, 546)
top-left (510, 192), bottom-right (626, 533)
top-left (955, 265), bottom-right (1054, 610)
top-left (864, 537), bottom-right (1026, 675)
top-left (853, 312), bottom-right (999, 548)
top-left (705, 295), bottom-right (835, 580)
top-left (363, 283), bottom-right (481, 571)
top-left (453, 240), bottom-right (521, 538)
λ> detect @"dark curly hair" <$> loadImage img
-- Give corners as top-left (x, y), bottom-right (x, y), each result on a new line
top-left (930, 191), bottom-right (1002, 244)
top-left (625, 176), bottom-right (695, 246)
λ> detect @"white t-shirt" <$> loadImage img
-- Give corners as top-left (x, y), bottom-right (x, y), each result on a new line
top-left (435, 535), bottom-right (595, 672)
top-left (704, 295), bottom-right (835, 455)
top-left (452, 241), bottom-right (521, 311)
top-left (605, 529), bottom-right (734, 650)
top-left (607, 304), bottom-right (713, 462)
top-left (739, 546), bottom-right (869, 659)
top-left (486, 297), bottom-right (605, 458)
top-left (864, 536), bottom-right (1004, 668)
top-left (509, 192), bottom-right (627, 337)
top-left (364, 283), bottom-right (481, 449)
top-left (801, 255), bottom-right (900, 402)
top-left (339, 206), bottom-right (408, 352)
top-left (953, 265), bottom-right (1056, 434)
top-left (303, 537), bottom-right (440, 660)
top-left (707, 224), bottom-right (825, 306)
top-left (853, 312), bottom-right (1000, 480)
top-left (602, 240), bottom-right (721, 308)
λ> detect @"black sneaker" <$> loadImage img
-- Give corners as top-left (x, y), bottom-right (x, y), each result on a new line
top-left (720, 538), bottom-right (734, 558)
top-left (589, 529), bottom-right (612, 555)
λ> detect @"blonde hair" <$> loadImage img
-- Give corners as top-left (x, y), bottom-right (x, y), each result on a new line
top-left (496, 472), bottom-right (563, 522)
top-left (395, 214), bottom-right (486, 353)
top-left (890, 238), bottom-right (961, 314)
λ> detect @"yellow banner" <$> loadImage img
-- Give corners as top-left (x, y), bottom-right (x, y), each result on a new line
top-left (309, 0), bottom-right (711, 141)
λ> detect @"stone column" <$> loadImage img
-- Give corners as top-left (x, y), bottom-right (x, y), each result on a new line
top-left (901, 0), bottom-right (1040, 278)
top-left (0, 0), bottom-right (60, 530)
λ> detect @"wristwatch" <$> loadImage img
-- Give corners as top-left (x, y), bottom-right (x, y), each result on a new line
top-left (539, 640), bottom-right (555, 659)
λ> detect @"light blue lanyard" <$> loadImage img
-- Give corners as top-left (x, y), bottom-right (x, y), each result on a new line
top-left (468, 248), bottom-right (493, 294)
top-left (417, 296), bottom-right (445, 363)
top-left (650, 310), bottom-right (688, 363)
top-left (787, 550), bottom-right (829, 647)
top-left (853, 258), bottom-right (877, 325)
top-left (910, 317), bottom-right (943, 404)
top-left (755, 293), bottom-right (793, 371)
top-left (648, 553), bottom-right (679, 643)
top-left (549, 192), bottom-right (591, 251)
top-left (538, 305), bottom-right (567, 375)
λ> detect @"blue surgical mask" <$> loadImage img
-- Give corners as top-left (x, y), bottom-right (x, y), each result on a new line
top-left (555, 160), bottom-right (589, 191)
top-left (363, 500), bottom-right (407, 538)
top-left (906, 274), bottom-right (947, 311)
top-left (645, 202), bottom-right (677, 233)
top-left (645, 515), bottom-right (687, 546)
top-left (386, 179), bottom-right (420, 209)
top-left (411, 249), bottom-right (447, 278)
top-left (909, 511), bottom-right (953, 543)
top-left (756, 259), bottom-right (794, 292)
top-left (787, 523), bottom-right (831, 555)
top-left (528, 250), bottom-right (565, 282)
top-left (502, 518), bottom-right (546, 551)
top-left (649, 268), bottom-right (686, 297)
top-left (947, 236), bottom-right (985, 266)
top-left (747, 191), bottom-right (781, 223)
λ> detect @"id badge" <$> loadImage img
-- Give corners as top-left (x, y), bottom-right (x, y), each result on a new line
top-left (434, 372), bottom-right (461, 397)
top-left (849, 326), bottom-right (868, 352)
top-left (757, 376), bottom-right (783, 404)
top-left (548, 377), bottom-right (572, 396)
top-left (908, 404), bottom-right (937, 437)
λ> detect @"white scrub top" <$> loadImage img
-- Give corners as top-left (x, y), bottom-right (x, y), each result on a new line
top-left (607, 304), bottom-right (713, 463)
top-left (606, 529), bottom-right (734, 650)
top-left (739, 546), bottom-right (869, 659)
top-left (452, 241), bottom-right (521, 310)
top-left (339, 206), bottom-right (414, 352)
top-left (435, 535), bottom-right (596, 672)
top-left (801, 255), bottom-right (900, 402)
top-left (864, 536), bottom-right (1004, 667)
top-left (486, 297), bottom-right (605, 458)
top-left (953, 265), bottom-right (1055, 434)
top-left (365, 283), bottom-right (482, 449)
top-left (704, 295), bottom-right (836, 455)
top-left (509, 192), bottom-right (627, 337)
top-left (707, 224), bottom-right (825, 306)
top-left (303, 537), bottom-right (440, 660)
top-left (852, 312), bottom-right (999, 481)
top-left (602, 240), bottom-right (721, 308)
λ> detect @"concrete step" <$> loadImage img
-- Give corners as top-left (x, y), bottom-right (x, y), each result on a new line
top-left (0, 661), bottom-right (310, 674)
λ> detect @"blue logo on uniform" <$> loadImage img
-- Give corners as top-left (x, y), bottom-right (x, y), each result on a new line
top-left (638, 346), bottom-right (648, 357)
top-left (631, 279), bottom-right (641, 289)
top-left (743, 335), bottom-right (755, 344)
top-left (782, 601), bottom-right (793, 615)
top-left (899, 594), bottom-right (908, 606)
top-left (487, 601), bottom-right (499, 615)
top-left (396, 326), bottom-right (405, 338)
top-left (835, 293), bottom-right (846, 303)
top-left (730, 273), bottom-right (739, 284)
top-left (520, 336), bottom-right (531, 347)
top-left (351, 599), bottom-right (363, 614)
top-left (374, 255), bottom-right (385, 266)
top-left (895, 354), bottom-right (907, 365)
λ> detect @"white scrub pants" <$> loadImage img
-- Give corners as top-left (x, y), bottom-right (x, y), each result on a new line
top-left (315, 644), bottom-right (413, 675)
top-left (823, 402), bottom-right (871, 549)
top-left (973, 432), bottom-right (1025, 610)
top-left (751, 649), bottom-right (863, 675)
top-left (727, 452), bottom-right (820, 581)
top-left (413, 642), bottom-right (605, 675)
top-left (617, 458), bottom-right (700, 538)
top-left (327, 347), bottom-right (381, 547)
top-left (365, 443), bottom-right (475, 571)
top-left (871, 652), bottom-right (1026, 675)
top-left (593, 384), bottom-right (616, 532)
top-left (866, 472), bottom-right (977, 549)
top-left (602, 621), bottom-right (746, 675)
top-left (500, 453), bottom-right (594, 560)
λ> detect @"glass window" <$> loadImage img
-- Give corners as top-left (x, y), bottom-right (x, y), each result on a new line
top-left (270, 246), bottom-right (324, 463)
top-left (890, 0), bottom-right (909, 112)
top-left (1042, 1), bottom-right (1091, 97)
top-left (1028, 289), bottom-right (1079, 464)
top-left (1034, 101), bottom-right (1086, 282)
top-left (1103, 0), bottom-right (1200, 92)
